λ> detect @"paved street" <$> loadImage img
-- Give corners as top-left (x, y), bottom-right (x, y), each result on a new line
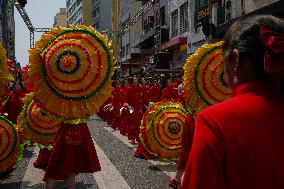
top-left (0, 116), bottom-right (177, 189)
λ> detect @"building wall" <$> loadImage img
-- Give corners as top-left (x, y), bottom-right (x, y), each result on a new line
top-left (244, 0), bottom-right (279, 13)
top-left (112, 0), bottom-right (121, 57)
top-left (169, 0), bottom-right (189, 39)
top-left (143, 0), bottom-right (169, 31)
top-left (53, 8), bottom-right (67, 27)
top-left (130, 0), bottom-right (142, 49)
top-left (187, 0), bottom-right (206, 54)
top-left (67, 0), bottom-right (83, 25)
top-left (120, 0), bottom-right (130, 62)
top-left (82, 0), bottom-right (93, 26)
top-left (66, 0), bottom-right (92, 26)
top-left (93, 0), bottom-right (112, 32)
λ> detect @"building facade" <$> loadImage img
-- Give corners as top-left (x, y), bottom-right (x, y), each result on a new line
top-left (164, 0), bottom-right (189, 70)
top-left (112, 0), bottom-right (121, 58)
top-left (66, 0), bottom-right (92, 26)
top-left (119, 0), bottom-right (131, 76)
top-left (138, 0), bottom-right (170, 70)
top-left (53, 8), bottom-right (67, 27)
top-left (92, 0), bottom-right (112, 32)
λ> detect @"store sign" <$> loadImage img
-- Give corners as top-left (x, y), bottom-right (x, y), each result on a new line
top-left (187, 32), bottom-right (207, 54)
top-left (195, 0), bottom-right (221, 26)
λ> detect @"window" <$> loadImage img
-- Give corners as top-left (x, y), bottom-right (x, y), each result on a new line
top-left (171, 9), bottom-right (178, 38)
top-left (180, 2), bottom-right (189, 34)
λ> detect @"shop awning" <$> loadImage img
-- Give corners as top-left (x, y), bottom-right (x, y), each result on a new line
top-left (161, 37), bottom-right (187, 51)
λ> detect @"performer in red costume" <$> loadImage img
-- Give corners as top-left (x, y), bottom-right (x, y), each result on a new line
top-left (111, 81), bottom-right (125, 130)
top-left (124, 77), bottom-right (145, 144)
top-left (4, 82), bottom-right (25, 124)
top-left (145, 79), bottom-right (161, 105)
top-left (161, 79), bottom-right (176, 101)
top-left (44, 123), bottom-right (101, 189)
top-left (181, 15), bottom-right (284, 189)
top-left (119, 80), bottom-right (130, 136)
top-left (169, 115), bottom-right (195, 188)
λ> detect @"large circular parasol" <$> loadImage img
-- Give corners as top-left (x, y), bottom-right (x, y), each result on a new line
top-left (140, 101), bottom-right (190, 160)
top-left (183, 41), bottom-right (232, 116)
top-left (0, 116), bottom-right (20, 173)
top-left (17, 93), bottom-right (60, 146)
top-left (28, 25), bottom-right (116, 120)
top-left (0, 43), bottom-right (13, 96)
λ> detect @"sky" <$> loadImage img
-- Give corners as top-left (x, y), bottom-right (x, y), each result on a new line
top-left (15, 0), bottom-right (66, 66)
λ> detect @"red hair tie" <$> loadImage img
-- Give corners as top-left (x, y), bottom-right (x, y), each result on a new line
top-left (259, 27), bottom-right (284, 83)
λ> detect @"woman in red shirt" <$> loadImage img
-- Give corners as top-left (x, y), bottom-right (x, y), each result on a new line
top-left (181, 15), bottom-right (284, 189)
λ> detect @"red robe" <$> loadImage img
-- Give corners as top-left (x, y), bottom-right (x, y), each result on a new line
top-left (146, 86), bottom-right (161, 104)
top-left (125, 85), bottom-right (145, 141)
top-left (5, 90), bottom-right (24, 124)
top-left (177, 115), bottom-right (195, 170)
top-left (161, 86), bottom-right (176, 101)
top-left (43, 123), bottom-right (101, 181)
top-left (181, 83), bottom-right (284, 189)
top-left (111, 86), bottom-right (125, 130)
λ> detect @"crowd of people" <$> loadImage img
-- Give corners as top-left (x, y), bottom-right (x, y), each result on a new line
top-left (97, 75), bottom-right (186, 158)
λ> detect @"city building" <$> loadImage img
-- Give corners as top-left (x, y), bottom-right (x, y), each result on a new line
top-left (53, 8), bottom-right (67, 27)
top-left (66, 0), bottom-right (92, 26)
top-left (164, 0), bottom-right (188, 70)
top-left (119, 0), bottom-right (131, 76)
top-left (92, 0), bottom-right (112, 33)
top-left (112, 0), bottom-right (121, 59)
top-left (138, 0), bottom-right (170, 70)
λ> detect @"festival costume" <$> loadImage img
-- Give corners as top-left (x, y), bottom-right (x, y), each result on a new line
top-left (146, 86), bottom-right (161, 104)
top-left (111, 86), bottom-right (125, 130)
top-left (125, 85), bottom-right (144, 142)
top-left (27, 26), bottom-right (115, 182)
top-left (43, 123), bottom-right (101, 181)
top-left (33, 147), bottom-right (52, 169)
top-left (138, 101), bottom-right (190, 160)
top-left (161, 86), bottom-right (176, 101)
top-left (181, 83), bottom-right (284, 189)
top-left (177, 115), bottom-right (195, 170)
top-left (119, 105), bottom-right (130, 136)
top-left (5, 90), bottom-right (24, 124)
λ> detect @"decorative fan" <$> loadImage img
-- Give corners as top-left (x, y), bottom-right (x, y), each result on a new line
top-left (28, 25), bottom-right (116, 120)
top-left (140, 101), bottom-right (190, 160)
top-left (183, 41), bottom-right (232, 115)
top-left (17, 93), bottom-right (60, 146)
top-left (0, 116), bottom-right (19, 173)
top-left (0, 43), bottom-right (13, 96)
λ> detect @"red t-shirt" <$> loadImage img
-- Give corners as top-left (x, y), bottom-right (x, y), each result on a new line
top-left (181, 83), bottom-right (284, 189)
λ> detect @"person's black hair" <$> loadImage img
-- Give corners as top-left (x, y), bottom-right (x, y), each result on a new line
top-left (223, 15), bottom-right (284, 82)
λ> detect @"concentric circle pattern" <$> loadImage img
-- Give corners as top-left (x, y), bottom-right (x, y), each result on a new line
top-left (17, 93), bottom-right (60, 146)
top-left (28, 25), bottom-right (116, 120)
top-left (183, 41), bottom-right (232, 116)
top-left (0, 43), bottom-right (13, 96)
top-left (0, 116), bottom-right (19, 173)
top-left (140, 101), bottom-right (189, 160)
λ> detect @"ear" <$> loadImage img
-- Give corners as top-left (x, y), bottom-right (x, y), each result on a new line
top-left (232, 49), bottom-right (240, 69)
